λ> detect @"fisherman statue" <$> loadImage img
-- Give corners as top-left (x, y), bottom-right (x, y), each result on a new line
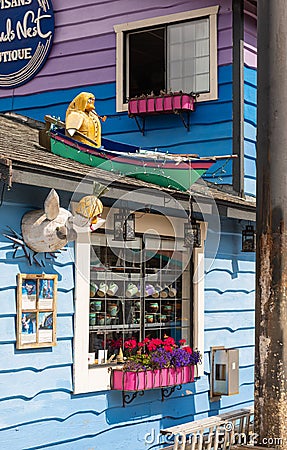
top-left (65, 92), bottom-right (106, 148)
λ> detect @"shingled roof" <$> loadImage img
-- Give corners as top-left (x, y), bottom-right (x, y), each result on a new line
top-left (0, 112), bottom-right (255, 217)
top-left (0, 113), bottom-right (152, 189)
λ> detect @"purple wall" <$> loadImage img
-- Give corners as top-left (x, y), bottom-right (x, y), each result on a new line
top-left (0, 0), bottom-right (233, 99)
top-left (244, 0), bottom-right (257, 69)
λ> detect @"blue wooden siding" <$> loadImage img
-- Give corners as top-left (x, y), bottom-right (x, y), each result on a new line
top-left (0, 0), bottom-right (258, 446)
top-left (0, 65), bottom-right (234, 186)
top-left (0, 70), bottom-right (233, 156)
top-left (244, 66), bottom-right (257, 197)
top-left (0, 192), bottom-right (255, 449)
top-left (0, 197), bottom-right (73, 450)
top-left (205, 219), bottom-right (255, 412)
top-left (0, 0), bottom-right (234, 187)
top-left (244, 3), bottom-right (257, 197)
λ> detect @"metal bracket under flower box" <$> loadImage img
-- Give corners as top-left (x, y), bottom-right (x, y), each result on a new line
top-left (111, 365), bottom-right (195, 407)
top-left (128, 93), bottom-right (196, 135)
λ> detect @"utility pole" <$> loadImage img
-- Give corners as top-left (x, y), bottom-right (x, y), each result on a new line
top-left (256, 0), bottom-right (287, 446)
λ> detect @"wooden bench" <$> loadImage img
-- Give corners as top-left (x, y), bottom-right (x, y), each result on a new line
top-left (160, 406), bottom-right (254, 450)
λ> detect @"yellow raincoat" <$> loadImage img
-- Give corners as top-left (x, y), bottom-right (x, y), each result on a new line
top-left (65, 92), bottom-right (101, 148)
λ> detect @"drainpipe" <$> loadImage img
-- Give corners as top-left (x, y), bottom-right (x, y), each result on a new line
top-left (255, 0), bottom-right (287, 446)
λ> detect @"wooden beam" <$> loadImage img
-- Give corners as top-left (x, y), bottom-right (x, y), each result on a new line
top-left (0, 157), bottom-right (12, 188)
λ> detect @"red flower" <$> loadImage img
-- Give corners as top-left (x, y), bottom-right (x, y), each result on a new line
top-left (183, 346), bottom-right (192, 354)
top-left (152, 338), bottom-right (163, 347)
top-left (137, 337), bottom-right (150, 349)
top-left (146, 338), bottom-right (163, 352)
top-left (163, 336), bottom-right (176, 347)
top-left (124, 339), bottom-right (137, 350)
top-left (147, 341), bottom-right (158, 351)
top-left (110, 338), bottom-right (123, 349)
top-left (164, 345), bottom-right (173, 352)
top-left (179, 339), bottom-right (186, 346)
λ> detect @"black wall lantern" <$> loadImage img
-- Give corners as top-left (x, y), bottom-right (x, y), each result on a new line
top-left (114, 211), bottom-right (135, 241)
top-left (184, 219), bottom-right (201, 248)
top-left (242, 224), bottom-right (256, 252)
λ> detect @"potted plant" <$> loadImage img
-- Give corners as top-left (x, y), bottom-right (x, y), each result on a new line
top-left (111, 336), bottom-right (201, 391)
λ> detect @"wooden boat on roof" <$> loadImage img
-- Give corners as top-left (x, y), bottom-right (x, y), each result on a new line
top-left (44, 115), bottom-right (234, 192)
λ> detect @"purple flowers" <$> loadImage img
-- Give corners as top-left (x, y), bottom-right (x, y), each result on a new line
top-left (150, 346), bottom-right (173, 369)
top-left (171, 348), bottom-right (192, 367)
top-left (171, 348), bottom-right (201, 367)
top-left (123, 359), bottom-right (148, 372)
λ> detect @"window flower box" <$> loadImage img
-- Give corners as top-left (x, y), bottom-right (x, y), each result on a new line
top-left (111, 365), bottom-right (195, 391)
top-left (109, 337), bottom-right (200, 405)
top-left (128, 92), bottom-right (196, 116)
top-left (128, 92), bottom-right (197, 133)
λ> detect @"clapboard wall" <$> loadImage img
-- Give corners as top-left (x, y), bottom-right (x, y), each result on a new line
top-left (244, 1), bottom-right (257, 196)
top-left (0, 0), bottom-right (234, 185)
top-left (0, 184), bottom-right (255, 449)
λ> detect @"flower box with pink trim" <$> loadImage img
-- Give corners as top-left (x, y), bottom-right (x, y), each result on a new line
top-left (109, 337), bottom-right (200, 406)
top-left (111, 365), bottom-right (195, 391)
top-left (128, 92), bottom-right (196, 116)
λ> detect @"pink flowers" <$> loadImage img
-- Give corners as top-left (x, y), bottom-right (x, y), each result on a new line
top-left (124, 336), bottom-right (183, 352)
top-left (125, 336), bottom-right (177, 353)
top-left (124, 339), bottom-right (137, 351)
top-left (182, 346), bottom-right (192, 354)
top-left (122, 336), bottom-right (201, 371)
top-left (147, 338), bottom-right (163, 352)
top-left (108, 337), bottom-right (123, 349)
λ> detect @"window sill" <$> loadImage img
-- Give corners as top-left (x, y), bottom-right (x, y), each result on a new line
top-left (88, 361), bottom-right (123, 370)
top-left (73, 364), bottom-right (116, 394)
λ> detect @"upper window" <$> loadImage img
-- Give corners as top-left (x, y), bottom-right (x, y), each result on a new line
top-left (114, 6), bottom-right (219, 112)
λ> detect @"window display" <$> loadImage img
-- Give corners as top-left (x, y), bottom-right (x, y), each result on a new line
top-left (88, 234), bottom-right (191, 364)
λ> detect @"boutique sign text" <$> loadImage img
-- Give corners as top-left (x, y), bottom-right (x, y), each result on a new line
top-left (0, 0), bottom-right (54, 89)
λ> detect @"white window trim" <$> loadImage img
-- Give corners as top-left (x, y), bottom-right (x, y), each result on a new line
top-left (73, 222), bottom-right (206, 394)
top-left (193, 222), bottom-right (207, 378)
top-left (114, 6), bottom-right (219, 113)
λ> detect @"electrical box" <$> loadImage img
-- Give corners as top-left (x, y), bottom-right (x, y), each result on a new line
top-left (210, 347), bottom-right (239, 399)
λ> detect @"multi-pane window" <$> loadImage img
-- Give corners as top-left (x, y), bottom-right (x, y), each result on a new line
top-left (88, 234), bottom-right (192, 361)
top-left (73, 219), bottom-right (205, 393)
top-left (114, 6), bottom-right (218, 111)
top-left (126, 18), bottom-right (210, 100)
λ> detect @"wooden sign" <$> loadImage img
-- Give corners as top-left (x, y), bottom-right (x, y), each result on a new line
top-left (16, 273), bottom-right (57, 349)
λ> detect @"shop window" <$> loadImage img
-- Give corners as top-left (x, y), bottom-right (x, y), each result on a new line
top-left (88, 235), bottom-right (191, 361)
top-left (114, 6), bottom-right (219, 112)
top-left (73, 222), bottom-right (206, 394)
